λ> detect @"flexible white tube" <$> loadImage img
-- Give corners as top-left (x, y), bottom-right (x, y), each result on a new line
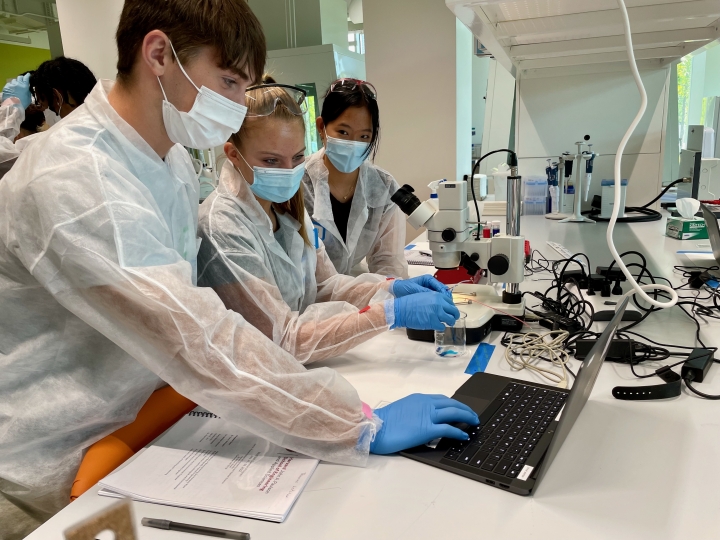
top-left (609, 0), bottom-right (678, 309)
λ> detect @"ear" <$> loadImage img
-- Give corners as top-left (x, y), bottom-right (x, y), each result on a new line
top-left (224, 141), bottom-right (242, 169)
top-left (141, 30), bottom-right (173, 77)
top-left (53, 88), bottom-right (62, 109)
top-left (315, 117), bottom-right (325, 144)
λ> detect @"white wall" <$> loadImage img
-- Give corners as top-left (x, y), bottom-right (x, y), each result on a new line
top-left (516, 67), bottom-right (671, 208)
top-left (364, 0), bottom-right (467, 242)
top-left (56, 0), bottom-right (124, 80)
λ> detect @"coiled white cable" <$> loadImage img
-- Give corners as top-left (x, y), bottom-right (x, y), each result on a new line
top-left (610, 0), bottom-right (678, 309)
top-left (504, 331), bottom-right (571, 389)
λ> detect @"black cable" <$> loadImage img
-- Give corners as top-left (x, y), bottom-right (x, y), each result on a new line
top-left (469, 148), bottom-right (516, 239)
top-left (684, 372), bottom-right (720, 400)
top-left (641, 178), bottom-right (686, 209)
top-left (583, 206), bottom-right (662, 223)
top-left (581, 178), bottom-right (686, 223)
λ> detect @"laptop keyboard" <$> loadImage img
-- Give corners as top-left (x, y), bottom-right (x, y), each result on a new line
top-left (443, 383), bottom-right (568, 479)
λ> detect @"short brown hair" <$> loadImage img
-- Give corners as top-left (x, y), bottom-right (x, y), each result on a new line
top-left (231, 77), bottom-right (310, 246)
top-left (116, 0), bottom-right (266, 84)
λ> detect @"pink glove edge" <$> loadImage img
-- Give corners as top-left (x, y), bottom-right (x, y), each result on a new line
top-left (361, 402), bottom-right (373, 419)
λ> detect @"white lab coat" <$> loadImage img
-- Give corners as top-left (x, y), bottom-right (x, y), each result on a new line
top-left (0, 98), bottom-right (23, 165)
top-left (0, 81), bottom-right (379, 534)
top-left (302, 148), bottom-right (409, 278)
top-left (198, 162), bottom-right (394, 364)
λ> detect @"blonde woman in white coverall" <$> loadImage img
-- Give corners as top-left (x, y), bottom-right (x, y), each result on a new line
top-left (198, 80), bottom-right (460, 363)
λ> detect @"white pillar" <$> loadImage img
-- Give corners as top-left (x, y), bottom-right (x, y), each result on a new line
top-left (55, 0), bottom-right (124, 80)
top-left (481, 59), bottom-right (516, 177)
top-left (364, 0), bottom-right (471, 241)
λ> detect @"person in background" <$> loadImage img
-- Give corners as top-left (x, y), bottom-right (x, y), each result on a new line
top-left (198, 79), bottom-right (459, 364)
top-left (0, 57), bottom-right (96, 175)
top-left (15, 105), bottom-right (46, 141)
top-left (0, 1), bottom-right (476, 536)
top-left (30, 56), bottom-right (97, 120)
top-left (303, 78), bottom-right (409, 278)
top-left (0, 73), bottom-right (32, 174)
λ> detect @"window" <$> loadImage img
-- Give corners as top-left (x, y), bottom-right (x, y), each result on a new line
top-left (348, 30), bottom-right (365, 54)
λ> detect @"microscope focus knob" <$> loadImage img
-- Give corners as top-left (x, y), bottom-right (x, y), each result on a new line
top-left (441, 228), bottom-right (456, 242)
top-left (487, 254), bottom-right (510, 276)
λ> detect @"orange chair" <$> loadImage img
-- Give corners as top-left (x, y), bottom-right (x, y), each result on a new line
top-left (70, 386), bottom-right (196, 500)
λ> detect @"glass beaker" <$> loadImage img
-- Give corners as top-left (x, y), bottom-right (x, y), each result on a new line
top-left (435, 311), bottom-right (467, 358)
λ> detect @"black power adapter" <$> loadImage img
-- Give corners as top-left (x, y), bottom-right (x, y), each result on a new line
top-left (681, 348), bottom-right (715, 383)
top-left (575, 338), bottom-right (634, 361)
top-left (560, 269), bottom-right (588, 289)
top-left (596, 266), bottom-right (627, 282)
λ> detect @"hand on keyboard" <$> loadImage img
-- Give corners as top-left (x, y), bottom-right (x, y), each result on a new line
top-left (370, 394), bottom-right (480, 455)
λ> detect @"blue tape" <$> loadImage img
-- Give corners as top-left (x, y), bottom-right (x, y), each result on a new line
top-left (465, 343), bottom-right (495, 375)
top-left (405, 244), bottom-right (416, 250)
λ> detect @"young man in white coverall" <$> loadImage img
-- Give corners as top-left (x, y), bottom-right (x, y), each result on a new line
top-left (0, 1), bottom-right (478, 536)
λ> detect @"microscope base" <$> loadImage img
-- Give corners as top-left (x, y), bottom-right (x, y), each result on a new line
top-left (558, 216), bottom-right (596, 224)
top-left (406, 285), bottom-right (526, 345)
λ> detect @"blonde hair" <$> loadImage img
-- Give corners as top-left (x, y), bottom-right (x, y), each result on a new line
top-left (230, 76), bottom-right (311, 246)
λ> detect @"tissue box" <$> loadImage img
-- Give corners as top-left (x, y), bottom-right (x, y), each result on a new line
top-left (666, 217), bottom-right (708, 240)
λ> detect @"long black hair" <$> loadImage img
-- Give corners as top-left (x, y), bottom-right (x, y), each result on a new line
top-left (321, 79), bottom-right (380, 160)
top-left (30, 57), bottom-right (96, 113)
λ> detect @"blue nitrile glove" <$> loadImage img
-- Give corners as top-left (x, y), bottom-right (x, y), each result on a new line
top-left (370, 394), bottom-right (480, 454)
top-left (2, 73), bottom-right (32, 110)
top-left (391, 275), bottom-right (451, 298)
top-left (392, 291), bottom-right (460, 331)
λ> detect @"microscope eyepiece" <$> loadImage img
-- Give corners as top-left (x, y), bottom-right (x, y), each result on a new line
top-left (391, 185), bottom-right (422, 216)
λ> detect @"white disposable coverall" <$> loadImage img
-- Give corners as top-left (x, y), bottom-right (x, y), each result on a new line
top-left (302, 148), bottom-right (409, 278)
top-left (198, 162), bottom-right (395, 363)
top-left (0, 98), bottom-right (23, 165)
top-left (0, 81), bottom-right (379, 534)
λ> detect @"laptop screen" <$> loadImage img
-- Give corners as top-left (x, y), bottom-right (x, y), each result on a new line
top-left (532, 297), bottom-right (629, 487)
top-left (701, 203), bottom-right (720, 264)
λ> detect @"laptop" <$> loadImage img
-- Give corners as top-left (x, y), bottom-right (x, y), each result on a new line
top-left (401, 297), bottom-right (629, 495)
top-left (701, 203), bottom-right (720, 268)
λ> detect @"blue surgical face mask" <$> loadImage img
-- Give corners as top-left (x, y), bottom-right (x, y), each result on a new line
top-left (324, 129), bottom-right (370, 173)
top-left (239, 152), bottom-right (305, 204)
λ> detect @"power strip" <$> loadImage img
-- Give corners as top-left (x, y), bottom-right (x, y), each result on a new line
top-left (546, 241), bottom-right (590, 274)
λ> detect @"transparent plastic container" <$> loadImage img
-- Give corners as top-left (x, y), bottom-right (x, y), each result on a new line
top-left (523, 177), bottom-right (548, 199)
top-left (523, 197), bottom-right (547, 216)
top-left (435, 312), bottom-right (467, 358)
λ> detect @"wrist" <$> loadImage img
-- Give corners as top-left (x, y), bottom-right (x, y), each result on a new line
top-left (385, 299), bottom-right (397, 329)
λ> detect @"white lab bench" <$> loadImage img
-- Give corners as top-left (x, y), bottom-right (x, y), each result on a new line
top-left (26, 215), bottom-right (720, 540)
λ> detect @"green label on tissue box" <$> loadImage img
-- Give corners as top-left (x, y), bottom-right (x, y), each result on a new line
top-left (666, 217), bottom-right (708, 240)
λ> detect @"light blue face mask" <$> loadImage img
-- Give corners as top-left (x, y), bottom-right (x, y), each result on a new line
top-left (239, 153), bottom-right (305, 204)
top-left (324, 131), bottom-right (370, 174)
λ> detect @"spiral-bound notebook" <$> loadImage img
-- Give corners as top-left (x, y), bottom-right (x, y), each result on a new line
top-left (98, 408), bottom-right (318, 523)
top-left (404, 245), bottom-right (435, 266)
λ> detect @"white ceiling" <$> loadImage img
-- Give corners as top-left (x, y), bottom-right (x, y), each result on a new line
top-left (448, 0), bottom-right (720, 77)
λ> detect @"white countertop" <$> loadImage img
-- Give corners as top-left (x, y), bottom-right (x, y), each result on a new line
top-left (28, 215), bottom-right (720, 540)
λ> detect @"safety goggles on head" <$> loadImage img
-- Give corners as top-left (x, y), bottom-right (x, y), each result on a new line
top-left (245, 84), bottom-right (308, 117)
top-left (327, 78), bottom-right (377, 100)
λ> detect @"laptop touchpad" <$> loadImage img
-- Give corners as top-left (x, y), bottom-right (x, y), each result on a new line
top-left (456, 396), bottom-right (490, 415)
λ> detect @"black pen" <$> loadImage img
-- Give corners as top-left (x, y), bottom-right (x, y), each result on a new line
top-left (142, 518), bottom-right (250, 539)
